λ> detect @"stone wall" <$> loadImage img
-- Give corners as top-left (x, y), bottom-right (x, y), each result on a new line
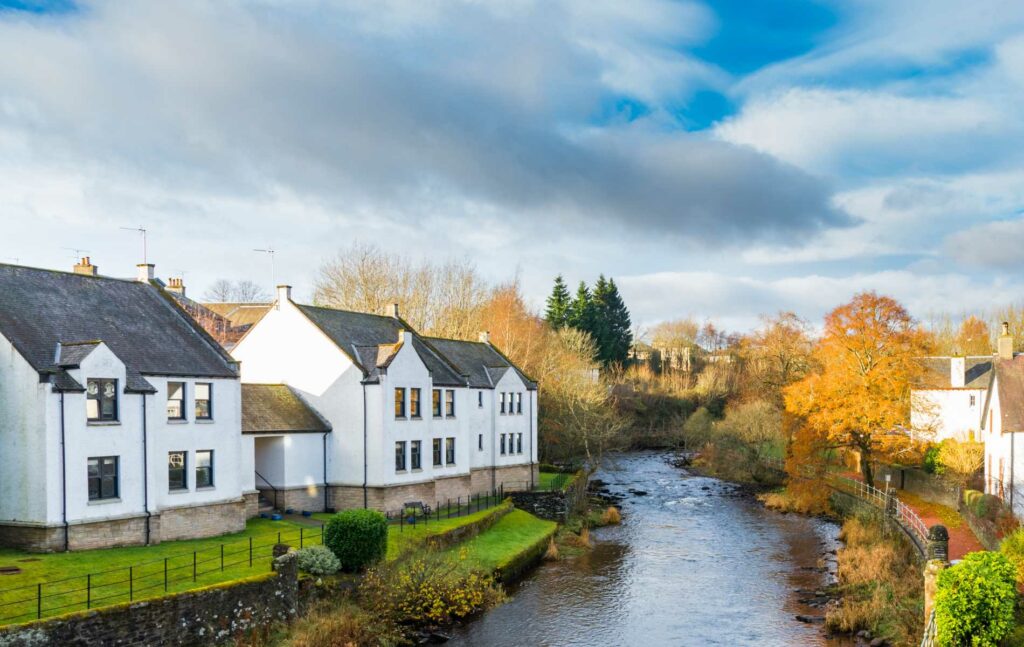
top-left (0, 553), bottom-right (299, 646)
top-left (159, 499), bottom-right (246, 543)
top-left (328, 470), bottom-right (515, 515)
top-left (244, 492), bottom-right (259, 519)
top-left (872, 464), bottom-right (959, 508)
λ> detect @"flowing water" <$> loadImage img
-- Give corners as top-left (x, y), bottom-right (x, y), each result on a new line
top-left (449, 451), bottom-right (851, 647)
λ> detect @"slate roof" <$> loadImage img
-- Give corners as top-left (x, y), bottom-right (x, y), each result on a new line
top-left (241, 384), bottom-right (331, 434)
top-left (914, 356), bottom-right (994, 390)
top-left (0, 264), bottom-right (238, 392)
top-left (203, 303), bottom-right (272, 328)
top-left (424, 337), bottom-right (536, 390)
top-left (995, 356), bottom-right (1024, 434)
top-left (295, 304), bottom-right (466, 386)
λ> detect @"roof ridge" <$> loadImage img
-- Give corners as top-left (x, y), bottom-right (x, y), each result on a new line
top-left (296, 302), bottom-right (397, 321)
top-left (0, 262), bottom-right (147, 286)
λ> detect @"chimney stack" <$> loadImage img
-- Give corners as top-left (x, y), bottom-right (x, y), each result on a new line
top-left (479, 331), bottom-right (490, 344)
top-left (999, 322), bottom-right (1014, 361)
top-left (136, 263), bottom-right (155, 283)
top-left (388, 303), bottom-right (400, 319)
top-left (73, 257), bottom-right (97, 277)
top-left (275, 285), bottom-right (292, 309)
top-left (950, 356), bottom-right (966, 388)
top-left (166, 277), bottom-right (186, 297)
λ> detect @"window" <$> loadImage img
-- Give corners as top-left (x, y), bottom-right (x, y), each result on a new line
top-left (970, 394), bottom-right (977, 407)
top-left (88, 456), bottom-right (118, 501)
top-left (168, 451), bottom-right (187, 490)
top-left (432, 389), bottom-right (442, 417)
top-left (410, 388), bottom-right (421, 418)
top-left (500, 433), bottom-right (506, 455)
top-left (395, 441), bottom-right (407, 471)
top-left (411, 440), bottom-right (422, 470)
top-left (516, 393), bottom-right (523, 415)
top-left (395, 388), bottom-right (406, 418)
top-left (167, 382), bottom-right (185, 420)
top-left (478, 391), bottom-right (483, 408)
top-left (86, 379), bottom-right (118, 422)
top-left (196, 450), bottom-right (213, 488)
top-left (195, 383), bottom-right (212, 420)
top-left (445, 437), bottom-right (455, 465)
top-left (500, 392), bottom-right (506, 414)
top-left (478, 433), bottom-right (483, 451)
top-left (432, 439), bottom-right (442, 466)
top-left (445, 390), bottom-right (455, 417)
top-left (517, 433), bottom-right (523, 454)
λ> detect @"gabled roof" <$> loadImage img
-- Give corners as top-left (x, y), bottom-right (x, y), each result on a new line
top-left (0, 264), bottom-right (238, 392)
top-left (202, 303), bottom-right (272, 328)
top-left (424, 337), bottom-right (537, 390)
top-left (914, 356), bottom-right (994, 390)
top-left (294, 304), bottom-right (465, 386)
top-left (994, 356), bottom-right (1024, 434)
top-left (56, 341), bottom-right (100, 367)
top-left (242, 384), bottom-right (332, 434)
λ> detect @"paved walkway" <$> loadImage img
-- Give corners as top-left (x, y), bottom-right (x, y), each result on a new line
top-left (894, 492), bottom-right (984, 561)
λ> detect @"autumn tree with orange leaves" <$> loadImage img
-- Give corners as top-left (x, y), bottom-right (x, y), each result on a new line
top-left (784, 292), bottom-right (932, 487)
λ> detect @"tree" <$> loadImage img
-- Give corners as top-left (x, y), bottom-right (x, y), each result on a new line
top-left (567, 281), bottom-right (597, 343)
top-left (544, 275), bottom-right (572, 329)
top-left (784, 292), bottom-right (932, 487)
top-left (202, 279), bottom-right (271, 303)
top-left (744, 312), bottom-right (814, 407)
top-left (649, 318), bottom-right (699, 350)
top-left (938, 439), bottom-right (984, 490)
top-left (955, 316), bottom-right (991, 356)
top-left (602, 278), bottom-right (632, 365)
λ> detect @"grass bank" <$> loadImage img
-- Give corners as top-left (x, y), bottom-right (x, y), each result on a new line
top-left (445, 509), bottom-right (556, 580)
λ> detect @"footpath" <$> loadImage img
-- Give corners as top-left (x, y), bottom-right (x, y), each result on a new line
top-left (893, 492), bottom-right (984, 560)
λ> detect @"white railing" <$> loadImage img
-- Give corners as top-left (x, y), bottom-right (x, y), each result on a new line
top-left (830, 475), bottom-right (929, 554)
top-left (920, 609), bottom-right (936, 647)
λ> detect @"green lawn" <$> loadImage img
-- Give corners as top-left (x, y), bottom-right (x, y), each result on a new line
top-left (538, 471), bottom-right (576, 492)
top-left (385, 502), bottom-right (510, 560)
top-left (0, 518), bottom-right (314, 626)
top-left (445, 509), bottom-right (556, 573)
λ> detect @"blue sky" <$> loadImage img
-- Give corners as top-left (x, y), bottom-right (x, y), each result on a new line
top-left (2, 0), bottom-right (1024, 332)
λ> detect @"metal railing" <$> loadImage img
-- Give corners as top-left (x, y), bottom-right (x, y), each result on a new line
top-left (254, 470), bottom-right (280, 511)
top-left (920, 609), bottom-right (937, 647)
top-left (830, 475), bottom-right (929, 555)
top-left (385, 485), bottom-right (505, 532)
top-left (0, 525), bottom-right (321, 626)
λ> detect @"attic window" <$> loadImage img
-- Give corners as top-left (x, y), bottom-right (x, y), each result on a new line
top-left (86, 379), bottom-right (118, 422)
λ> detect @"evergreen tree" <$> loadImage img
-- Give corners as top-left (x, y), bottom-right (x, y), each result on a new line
top-left (544, 275), bottom-right (572, 329)
top-left (568, 281), bottom-right (597, 341)
top-left (604, 278), bottom-right (632, 364)
top-left (591, 275), bottom-right (614, 364)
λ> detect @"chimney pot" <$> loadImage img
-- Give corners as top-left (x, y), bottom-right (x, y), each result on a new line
top-left (136, 263), bottom-right (155, 282)
top-left (388, 303), bottom-right (400, 318)
top-left (166, 277), bottom-right (186, 297)
top-left (73, 257), bottom-right (98, 276)
top-left (479, 331), bottom-right (490, 344)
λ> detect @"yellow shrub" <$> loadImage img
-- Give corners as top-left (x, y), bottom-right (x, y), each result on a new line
top-left (601, 506), bottom-right (621, 525)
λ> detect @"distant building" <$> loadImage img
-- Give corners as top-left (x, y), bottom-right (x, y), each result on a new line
top-left (628, 343), bottom-right (692, 373)
top-left (911, 356), bottom-right (992, 442)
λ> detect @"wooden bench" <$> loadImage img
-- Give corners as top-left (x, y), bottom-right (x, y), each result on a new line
top-left (403, 501), bottom-right (432, 516)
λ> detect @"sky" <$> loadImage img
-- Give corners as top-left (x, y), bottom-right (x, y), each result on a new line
top-left (2, 1), bottom-right (1024, 334)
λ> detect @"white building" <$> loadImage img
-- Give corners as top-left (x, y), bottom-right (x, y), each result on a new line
top-left (232, 286), bottom-right (538, 514)
top-left (911, 356), bottom-right (993, 442)
top-left (0, 260), bottom-right (253, 552)
top-left (979, 326), bottom-right (1024, 514)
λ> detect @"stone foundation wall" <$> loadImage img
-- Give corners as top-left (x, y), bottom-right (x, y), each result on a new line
top-left (159, 499), bottom-right (246, 543)
top-left (68, 515), bottom-right (151, 551)
top-left (328, 469), bottom-right (518, 514)
top-left (0, 553), bottom-right (300, 646)
top-left (493, 463), bottom-right (539, 492)
top-left (244, 491), bottom-right (260, 519)
top-left (0, 523), bottom-right (67, 553)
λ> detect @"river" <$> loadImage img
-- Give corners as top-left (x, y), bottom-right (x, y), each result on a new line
top-left (449, 451), bottom-right (850, 647)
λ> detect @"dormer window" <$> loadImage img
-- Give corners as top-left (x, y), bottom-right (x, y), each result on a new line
top-left (167, 382), bottom-right (185, 420)
top-left (86, 379), bottom-right (118, 422)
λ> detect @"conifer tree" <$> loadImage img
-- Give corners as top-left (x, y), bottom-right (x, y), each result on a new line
top-left (604, 278), bottom-right (632, 364)
top-left (568, 281), bottom-right (597, 341)
top-left (544, 275), bottom-right (572, 329)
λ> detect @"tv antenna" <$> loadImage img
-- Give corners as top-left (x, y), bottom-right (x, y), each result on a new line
top-left (253, 246), bottom-right (277, 288)
top-left (120, 226), bottom-right (148, 264)
top-left (63, 247), bottom-right (90, 260)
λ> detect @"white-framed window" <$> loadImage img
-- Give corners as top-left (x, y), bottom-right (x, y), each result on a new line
top-left (411, 440), bottom-right (422, 470)
top-left (445, 437), bottom-right (455, 464)
top-left (196, 450), bottom-right (213, 488)
top-left (410, 388), bottom-right (421, 418)
top-left (395, 388), bottom-right (406, 419)
top-left (517, 433), bottom-right (523, 454)
top-left (432, 389), bottom-right (442, 417)
top-left (500, 433), bottom-right (506, 455)
top-left (168, 451), bottom-right (187, 490)
top-left (432, 438), bottom-right (442, 466)
top-left (500, 392), bottom-right (506, 414)
top-left (88, 456), bottom-right (119, 500)
top-left (445, 390), bottom-right (455, 417)
top-left (395, 441), bottom-right (407, 472)
top-left (516, 393), bottom-right (523, 414)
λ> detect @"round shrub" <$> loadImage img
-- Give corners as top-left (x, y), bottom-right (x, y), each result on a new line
top-left (323, 509), bottom-right (388, 571)
top-left (999, 528), bottom-right (1024, 585)
top-left (935, 551), bottom-right (1017, 647)
top-left (923, 444), bottom-right (941, 474)
top-left (295, 544), bottom-right (341, 576)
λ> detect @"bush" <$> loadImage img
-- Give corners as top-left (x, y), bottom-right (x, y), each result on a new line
top-left (963, 489), bottom-right (999, 521)
top-left (600, 506), bottom-right (621, 525)
top-left (999, 527), bottom-right (1024, 585)
top-left (295, 545), bottom-right (341, 576)
top-left (324, 509), bottom-right (388, 571)
top-left (359, 554), bottom-right (504, 626)
top-left (923, 444), bottom-right (941, 474)
top-left (935, 551), bottom-right (1017, 647)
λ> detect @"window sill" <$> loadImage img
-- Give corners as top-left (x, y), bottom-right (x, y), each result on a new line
top-left (196, 486), bottom-right (216, 491)
top-left (87, 421), bottom-right (121, 426)
top-left (167, 419), bottom-right (188, 425)
top-left (411, 416), bottom-right (423, 421)
top-left (395, 417), bottom-right (407, 421)
top-left (411, 468), bottom-right (422, 473)
top-left (88, 497), bottom-right (121, 506)
top-left (395, 469), bottom-right (408, 474)
top-left (194, 419), bottom-right (215, 424)
top-left (169, 488), bottom-right (189, 494)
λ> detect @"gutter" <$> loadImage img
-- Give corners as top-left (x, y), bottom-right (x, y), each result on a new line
top-left (322, 431), bottom-right (330, 512)
top-left (58, 392), bottom-right (69, 551)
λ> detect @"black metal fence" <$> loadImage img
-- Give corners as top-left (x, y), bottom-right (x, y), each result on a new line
top-left (0, 525), bottom-right (322, 626)
top-left (385, 485), bottom-right (506, 532)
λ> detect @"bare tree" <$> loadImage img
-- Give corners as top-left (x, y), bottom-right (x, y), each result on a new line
top-left (202, 279), bottom-right (270, 303)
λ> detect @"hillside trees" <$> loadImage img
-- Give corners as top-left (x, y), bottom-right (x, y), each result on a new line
top-left (784, 292), bottom-right (932, 487)
top-left (547, 275), bottom-right (632, 367)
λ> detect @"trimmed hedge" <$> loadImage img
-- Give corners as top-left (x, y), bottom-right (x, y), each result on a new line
top-left (935, 551), bottom-right (1017, 647)
top-left (324, 509), bottom-right (388, 572)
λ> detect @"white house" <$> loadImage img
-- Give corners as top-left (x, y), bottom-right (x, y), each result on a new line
top-left (979, 326), bottom-right (1024, 515)
top-left (231, 286), bottom-right (538, 514)
top-left (911, 356), bottom-right (993, 442)
top-left (0, 260), bottom-right (253, 552)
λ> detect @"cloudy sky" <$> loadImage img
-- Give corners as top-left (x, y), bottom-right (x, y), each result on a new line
top-left (2, 0), bottom-right (1024, 333)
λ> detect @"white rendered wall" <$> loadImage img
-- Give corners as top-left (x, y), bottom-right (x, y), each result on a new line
top-left (0, 333), bottom-right (50, 524)
top-left (493, 371), bottom-right (533, 468)
top-left (911, 388), bottom-right (986, 442)
top-left (468, 388), bottom-right (492, 470)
